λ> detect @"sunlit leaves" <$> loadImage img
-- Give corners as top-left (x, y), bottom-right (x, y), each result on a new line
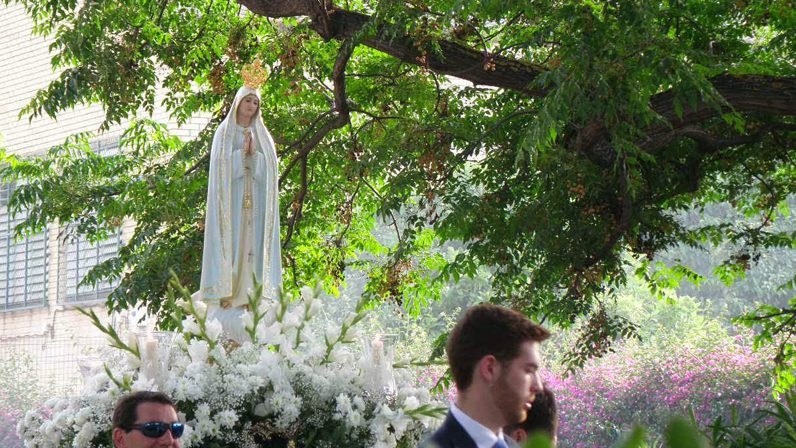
top-left (735, 297), bottom-right (796, 395)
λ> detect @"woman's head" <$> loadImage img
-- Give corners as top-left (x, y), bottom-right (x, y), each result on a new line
top-left (235, 93), bottom-right (261, 125)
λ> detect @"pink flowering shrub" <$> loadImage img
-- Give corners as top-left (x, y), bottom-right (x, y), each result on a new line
top-left (546, 336), bottom-right (774, 447)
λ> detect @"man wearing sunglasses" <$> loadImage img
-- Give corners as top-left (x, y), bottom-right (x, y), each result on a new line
top-left (112, 391), bottom-right (184, 448)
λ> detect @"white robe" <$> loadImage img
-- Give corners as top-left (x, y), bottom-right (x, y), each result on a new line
top-left (195, 86), bottom-right (281, 313)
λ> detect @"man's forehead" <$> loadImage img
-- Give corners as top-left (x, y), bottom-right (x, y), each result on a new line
top-left (136, 402), bottom-right (178, 416)
top-left (516, 340), bottom-right (542, 362)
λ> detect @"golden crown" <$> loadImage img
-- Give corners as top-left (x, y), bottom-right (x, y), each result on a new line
top-left (241, 59), bottom-right (268, 89)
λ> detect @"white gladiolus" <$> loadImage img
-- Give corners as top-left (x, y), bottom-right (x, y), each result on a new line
top-left (131, 376), bottom-right (156, 391)
top-left (254, 322), bottom-right (269, 341)
top-left (282, 310), bottom-right (301, 329)
top-left (205, 318), bottom-right (224, 341)
top-left (306, 298), bottom-right (322, 318)
top-left (403, 395), bottom-right (420, 411)
top-left (260, 320), bottom-right (282, 342)
top-left (182, 316), bottom-right (201, 335)
top-left (342, 327), bottom-right (360, 343)
top-left (193, 299), bottom-right (208, 318)
top-left (256, 298), bottom-right (271, 315)
top-left (343, 311), bottom-right (358, 327)
top-left (187, 339), bottom-right (210, 363)
top-left (127, 332), bottom-right (139, 352)
top-left (325, 326), bottom-right (341, 344)
top-left (327, 345), bottom-right (350, 364)
top-left (175, 298), bottom-right (191, 311)
top-left (241, 311), bottom-right (254, 330)
top-left (125, 352), bottom-right (142, 370)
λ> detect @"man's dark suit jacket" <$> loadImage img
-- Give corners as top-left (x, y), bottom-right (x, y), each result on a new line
top-left (417, 412), bottom-right (477, 448)
top-left (418, 412), bottom-right (521, 448)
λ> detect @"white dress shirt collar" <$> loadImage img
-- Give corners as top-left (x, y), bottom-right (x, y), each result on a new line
top-left (451, 401), bottom-right (507, 448)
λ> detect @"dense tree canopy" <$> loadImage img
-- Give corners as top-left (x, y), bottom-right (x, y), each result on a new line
top-left (2, 0), bottom-right (795, 378)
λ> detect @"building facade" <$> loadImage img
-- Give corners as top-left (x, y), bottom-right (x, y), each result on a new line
top-left (0, 3), bottom-right (208, 397)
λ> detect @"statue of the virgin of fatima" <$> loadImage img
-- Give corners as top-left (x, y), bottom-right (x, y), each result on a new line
top-left (192, 61), bottom-right (282, 342)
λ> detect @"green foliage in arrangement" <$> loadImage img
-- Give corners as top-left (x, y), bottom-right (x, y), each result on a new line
top-left (1, 0), bottom-right (795, 381)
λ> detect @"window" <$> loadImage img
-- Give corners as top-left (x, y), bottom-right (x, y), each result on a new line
top-left (59, 136), bottom-right (123, 304)
top-left (60, 228), bottom-right (122, 304)
top-left (0, 182), bottom-right (48, 310)
top-left (1, 138), bottom-right (124, 308)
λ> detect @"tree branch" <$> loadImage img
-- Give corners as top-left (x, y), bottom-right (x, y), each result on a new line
top-left (278, 37), bottom-right (355, 185)
top-left (239, 0), bottom-right (547, 95)
top-left (282, 154), bottom-right (308, 249)
top-left (332, 180), bottom-right (362, 248)
top-left (577, 74), bottom-right (796, 167)
top-left (362, 178), bottom-right (402, 246)
top-left (673, 124), bottom-right (774, 153)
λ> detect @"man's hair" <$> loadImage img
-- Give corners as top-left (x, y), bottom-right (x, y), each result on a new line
top-left (112, 391), bottom-right (176, 430)
top-left (447, 303), bottom-right (550, 390)
top-left (506, 389), bottom-right (558, 438)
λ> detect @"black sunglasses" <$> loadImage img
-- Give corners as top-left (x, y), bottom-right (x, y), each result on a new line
top-left (128, 421), bottom-right (185, 438)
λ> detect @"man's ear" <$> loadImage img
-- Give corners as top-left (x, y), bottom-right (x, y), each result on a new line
top-left (510, 428), bottom-right (527, 443)
top-left (477, 354), bottom-right (500, 383)
top-left (112, 427), bottom-right (126, 448)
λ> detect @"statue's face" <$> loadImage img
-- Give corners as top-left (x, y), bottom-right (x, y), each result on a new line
top-left (236, 94), bottom-right (260, 123)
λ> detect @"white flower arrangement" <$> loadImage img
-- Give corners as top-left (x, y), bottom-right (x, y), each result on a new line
top-left (17, 280), bottom-right (445, 448)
